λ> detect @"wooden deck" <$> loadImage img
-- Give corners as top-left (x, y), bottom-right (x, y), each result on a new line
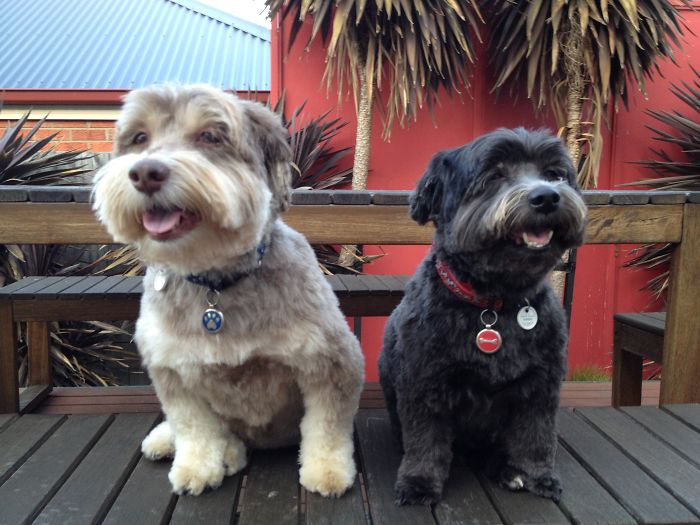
top-left (1, 405), bottom-right (699, 524)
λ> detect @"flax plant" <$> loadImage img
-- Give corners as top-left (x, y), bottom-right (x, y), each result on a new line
top-left (487, 0), bottom-right (687, 189)
top-left (625, 67), bottom-right (700, 298)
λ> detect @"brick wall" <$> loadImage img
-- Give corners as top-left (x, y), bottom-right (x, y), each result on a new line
top-left (0, 119), bottom-right (115, 153)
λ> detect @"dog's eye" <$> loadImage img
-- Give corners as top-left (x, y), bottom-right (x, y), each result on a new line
top-left (132, 132), bottom-right (148, 145)
top-left (198, 131), bottom-right (221, 145)
top-left (544, 170), bottom-right (565, 182)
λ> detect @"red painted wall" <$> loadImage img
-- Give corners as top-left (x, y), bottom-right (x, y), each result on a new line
top-left (271, 10), bottom-right (700, 380)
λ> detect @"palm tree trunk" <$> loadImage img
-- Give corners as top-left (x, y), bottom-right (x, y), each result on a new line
top-left (339, 64), bottom-right (373, 267)
top-left (563, 20), bottom-right (585, 172)
top-left (552, 19), bottom-right (585, 299)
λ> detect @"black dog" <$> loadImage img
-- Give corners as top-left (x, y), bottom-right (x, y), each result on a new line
top-left (378, 128), bottom-right (587, 505)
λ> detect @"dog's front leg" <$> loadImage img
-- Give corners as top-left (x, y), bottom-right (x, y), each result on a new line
top-left (499, 403), bottom-right (561, 502)
top-left (148, 367), bottom-right (246, 495)
top-left (297, 368), bottom-right (361, 498)
top-left (394, 405), bottom-right (455, 506)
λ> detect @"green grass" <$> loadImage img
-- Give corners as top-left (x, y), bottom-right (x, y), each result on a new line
top-left (567, 365), bottom-right (611, 382)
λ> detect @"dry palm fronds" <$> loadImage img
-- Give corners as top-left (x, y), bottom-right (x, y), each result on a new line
top-left (625, 67), bottom-right (699, 297)
top-left (487, 0), bottom-right (687, 188)
top-left (267, 0), bottom-right (483, 137)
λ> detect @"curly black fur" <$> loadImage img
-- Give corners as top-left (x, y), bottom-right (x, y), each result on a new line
top-left (379, 128), bottom-right (587, 506)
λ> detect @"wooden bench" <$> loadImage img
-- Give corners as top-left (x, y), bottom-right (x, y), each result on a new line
top-left (613, 312), bottom-right (667, 407)
top-left (1, 187), bottom-right (700, 416)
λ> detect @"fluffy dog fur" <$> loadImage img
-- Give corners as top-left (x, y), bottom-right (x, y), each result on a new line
top-left (379, 128), bottom-right (587, 505)
top-left (93, 85), bottom-right (364, 497)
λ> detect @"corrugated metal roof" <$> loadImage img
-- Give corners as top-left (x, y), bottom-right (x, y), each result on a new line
top-left (0, 0), bottom-right (270, 91)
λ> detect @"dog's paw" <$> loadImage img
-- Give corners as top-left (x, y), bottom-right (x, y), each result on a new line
top-left (141, 421), bottom-right (175, 460)
top-left (169, 454), bottom-right (225, 496)
top-left (223, 438), bottom-right (247, 476)
top-left (527, 474), bottom-right (562, 502)
top-left (395, 475), bottom-right (441, 506)
top-left (496, 465), bottom-right (527, 492)
top-left (299, 453), bottom-right (356, 497)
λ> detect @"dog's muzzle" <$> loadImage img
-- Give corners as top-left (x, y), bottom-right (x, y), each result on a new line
top-left (129, 158), bottom-right (170, 196)
top-left (528, 186), bottom-right (560, 214)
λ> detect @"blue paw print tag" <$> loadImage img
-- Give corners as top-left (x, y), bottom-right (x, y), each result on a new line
top-left (202, 308), bottom-right (224, 333)
top-left (202, 289), bottom-right (224, 333)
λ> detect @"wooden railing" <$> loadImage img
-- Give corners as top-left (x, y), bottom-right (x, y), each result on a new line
top-left (0, 187), bottom-right (699, 406)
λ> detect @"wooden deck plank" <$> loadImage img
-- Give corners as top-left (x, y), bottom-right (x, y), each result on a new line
top-left (622, 406), bottom-right (700, 468)
top-left (34, 413), bottom-right (158, 525)
top-left (354, 410), bottom-right (435, 525)
top-left (555, 439), bottom-right (637, 525)
top-left (557, 409), bottom-right (697, 524)
top-left (664, 404), bottom-right (700, 432)
top-left (0, 414), bottom-right (111, 525)
top-left (305, 466), bottom-right (366, 524)
top-left (19, 384), bottom-right (52, 414)
top-left (481, 480), bottom-right (569, 524)
top-left (434, 465), bottom-right (503, 525)
top-left (169, 470), bottom-right (241, 525)
top-left (102, 456), bottom-right (175, 525)
top-left (237, 448), bottom-right (299, 525)
top-left (579, 407), bottom-right (700, 516)
top-left (58, 276), bottom-right (109, 298)
top-left (0, 414), bottom-right (16, 432)
top-left (0, 414), bottom-right (64, 485)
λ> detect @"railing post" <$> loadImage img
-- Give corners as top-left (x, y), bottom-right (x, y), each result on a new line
top-left (661, 204), bottom-right (700, 404)
top-left (0, 299), bottom-right (19, 413)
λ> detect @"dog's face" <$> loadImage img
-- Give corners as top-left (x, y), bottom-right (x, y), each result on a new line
top-left (93, 84), bottom-right (291, 273)
top-left (411, 128), bottom-right (587, 283)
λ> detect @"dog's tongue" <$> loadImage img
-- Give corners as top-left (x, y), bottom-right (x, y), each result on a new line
top-left (524, 230), bottom-right (552, 244)
top-left (143, 209), bottom-right (182, 234)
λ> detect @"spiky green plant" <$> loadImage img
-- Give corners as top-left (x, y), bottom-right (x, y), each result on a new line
top-left (625, 67), bottom-right (700, 298)
top-left (0, 112), bottom-right (91, 185)
top-left (486, 0), bottom-right (687, 189)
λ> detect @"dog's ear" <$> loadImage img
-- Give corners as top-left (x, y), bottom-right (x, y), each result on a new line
top-left (410, 152), bottom-right (449, 225)
top-left (241, 100), bottom-right (292, 212)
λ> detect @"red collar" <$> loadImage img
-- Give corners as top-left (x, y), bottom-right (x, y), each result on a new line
top-left (435, 258), bottom-right (503, 310)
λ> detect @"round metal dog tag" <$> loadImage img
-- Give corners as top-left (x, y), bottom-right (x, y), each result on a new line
top-left (202, 308), bottom-right (224, 333)
top-left (153, 269), bottom-right (168, 292)
top-left (517, 306), bottom-right (538, 330)
top-left (476, 328), bottom-right (502, 353)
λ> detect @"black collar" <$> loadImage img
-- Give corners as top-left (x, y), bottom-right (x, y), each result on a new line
top-left (186, 243), bottom-right (266, 292)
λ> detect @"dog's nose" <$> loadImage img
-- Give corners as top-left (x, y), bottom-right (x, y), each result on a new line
top-left (129, 159), bottom-right (170, 196)
top-left (528, 186), bottom-right (560, 214)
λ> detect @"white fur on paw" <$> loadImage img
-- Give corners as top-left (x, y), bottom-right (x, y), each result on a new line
top-left (141, 421), bottom-right (175, 460)
top-left (300, 453), bottom-right (356, 498)
top-left (169, 457), bottom-right (225, 496)
top-left (507, 475), bottom-right (525, 490)
top-left (223, 438), bottom-right (247, 476)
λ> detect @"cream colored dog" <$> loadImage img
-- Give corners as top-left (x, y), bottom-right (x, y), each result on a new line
top-left (92, 85), bottom-right (364, 497)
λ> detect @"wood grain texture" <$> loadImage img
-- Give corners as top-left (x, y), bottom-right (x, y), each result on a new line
top-left (578, 407), bottom-right (700, 516)
top-left (237, 448), bottom-right (299, 525)
top-left (27, 322), bottom-right (51, 386)
top-left (663, 404), bottom-right (700, 432)
top-left (0, 202), bottom-right (684, 245)
top-left (621, 406), bottom-right (700, 469)
top-left (101, 456), bottom-right (175, 525)
top-left (0, 414), bottom-right (111, 525)
top-left (169, 470), bottom-right (240, 525)
top-left (557, 409), bottom-right (696, 524)
top-left (34, 413), bottom-right (158, 525)
top-left (0, 414), bottom-right (64, 485)
top-left (354, 410), bottom-right (435, 525)
top-left (0, 300), bottom-right (18, 413)
top-left (19, 385), bottom-right (52, 414)
top-left (555, 444), bottom-right (635, 525)
top-left (585, 204), bottom-right (683, 243)
top-left (661, 205), bottom-right (700, 404)
top-left (434, 466), bottom-right (502, 525)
